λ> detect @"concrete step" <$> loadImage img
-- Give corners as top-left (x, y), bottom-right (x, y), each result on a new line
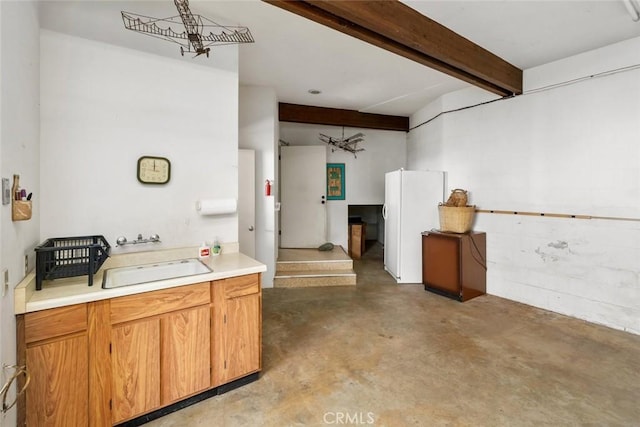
top-left (274, 269), bottom-right (357, 288)
top-left (277, 246), bottom-right (353, 272)
top-left (276, 259), bottom-right (353, 272)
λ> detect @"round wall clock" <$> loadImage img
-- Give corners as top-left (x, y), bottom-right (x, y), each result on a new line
top-left (137, 156), bottom-right (171, 184)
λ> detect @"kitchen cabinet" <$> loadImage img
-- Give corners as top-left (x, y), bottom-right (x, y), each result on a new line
top-left (421, 231), bottom-right (486, 302)
top-left (19, 304), bottom-right (89, 426)
top-left (110, 306), bottom-right (211, 422)
top-left (17, 273), bottom-right (261, 426)
top-left (161, 306), bottom-right (211, 403)
top-left (212, 274), bottom-right (261, 387)
top-left (110, 283), bottom-right (211, 424)
top-left (111, 318), bottom-right (161, 423)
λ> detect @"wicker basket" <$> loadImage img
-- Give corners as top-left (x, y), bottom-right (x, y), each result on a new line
top-left (438, 205), bottom-right (475, 233)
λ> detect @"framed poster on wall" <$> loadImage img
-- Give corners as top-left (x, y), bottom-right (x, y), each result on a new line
top-left (327, 163), bottom-right (345, 200)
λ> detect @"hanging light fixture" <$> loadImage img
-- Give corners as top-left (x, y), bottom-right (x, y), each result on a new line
top-left (319, 128), bottom-right (366, 158)
top-left (122, 0), bottom-right (254, 58)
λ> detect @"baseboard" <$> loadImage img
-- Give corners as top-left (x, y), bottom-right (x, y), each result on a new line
top-left (116, 372), bottom-right (260, 426)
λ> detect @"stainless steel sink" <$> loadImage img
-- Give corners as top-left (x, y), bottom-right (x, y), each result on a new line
top-left (102, 258), bottom-right (212, 289)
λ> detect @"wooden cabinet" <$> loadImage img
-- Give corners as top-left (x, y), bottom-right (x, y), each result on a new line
top-left (110, 305), bottom-right (212, 423)
top-left (348, 223), bottom-right (366, 259)
top-left (26, 335), bottom-right (89, 426)
top-left (17, 273), bottom-right (261, 426)
top-left (421, 231), bottom-right (487, 302)
top-left (161, 306), bottom-right (211, 403)
top-left (212, 274), bottom-right (261, 386)
top-left (19, 304), bottom-right (89, 426)
top-left (110, 282), bottom-right (211, 424)
top-left (111, 318), bottom-right (161, 423)
top-left (222, 294), bottom-right (261, 382)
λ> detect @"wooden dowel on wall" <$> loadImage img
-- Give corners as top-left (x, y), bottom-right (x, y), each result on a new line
top-left (475, 209), bottom-right (640, 222)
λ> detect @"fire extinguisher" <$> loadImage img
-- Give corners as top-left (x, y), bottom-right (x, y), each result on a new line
top-left (265, 180), bottom-right (272, 196)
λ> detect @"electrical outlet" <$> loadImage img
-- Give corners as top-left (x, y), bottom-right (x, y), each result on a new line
top-left (2, 269), bottom-right (8, 297)
top-left (24, 255), bottom-right (29, 275)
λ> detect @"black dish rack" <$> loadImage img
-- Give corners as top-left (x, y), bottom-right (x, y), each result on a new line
top-left (35, 235), bottom-right (111, 290)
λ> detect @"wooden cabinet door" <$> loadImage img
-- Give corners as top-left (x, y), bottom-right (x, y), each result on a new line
top-left (26, 334), bottom-right (88, 426)
top-left (111, 318), bottom-right (161, 424)
top-left (422, 233), bottom-right (460, 295)
top-left (161, 306), bottom-right (211, 404)
top-left (223, 293), bottom-right (261, 383)
top-left (212, 275), bottom-right (262, 387)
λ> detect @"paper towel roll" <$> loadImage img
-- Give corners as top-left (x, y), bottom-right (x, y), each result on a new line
top-left (196, 199), bottom-right (237, 215)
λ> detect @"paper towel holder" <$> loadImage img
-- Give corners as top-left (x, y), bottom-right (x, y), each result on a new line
top-left (195, 199), bottom-right (237, 216)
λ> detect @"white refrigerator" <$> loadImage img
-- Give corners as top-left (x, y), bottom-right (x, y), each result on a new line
top-left (383, 169), bottom-right (445, 283)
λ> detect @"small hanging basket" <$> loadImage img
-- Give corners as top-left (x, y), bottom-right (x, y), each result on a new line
top-left (438, 205), bottom-right (476, 233)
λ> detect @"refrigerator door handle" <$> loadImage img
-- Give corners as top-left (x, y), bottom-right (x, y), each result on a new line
top-left (382, 204), bottom-right (387, 220)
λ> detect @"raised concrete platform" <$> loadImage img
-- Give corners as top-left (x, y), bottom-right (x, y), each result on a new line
top-left (274, 246), bottom-right (356, 287)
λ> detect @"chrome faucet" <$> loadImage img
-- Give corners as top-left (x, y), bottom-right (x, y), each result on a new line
top-left (116, 234), bottom-right (161, 246)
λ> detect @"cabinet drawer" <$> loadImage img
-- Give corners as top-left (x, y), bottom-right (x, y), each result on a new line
top-left (111, 282), bottom-right (210, 324)
top-left (25, 303), bottom-right (87, 344)
top-left (222, 274), bottom-right (260, 299)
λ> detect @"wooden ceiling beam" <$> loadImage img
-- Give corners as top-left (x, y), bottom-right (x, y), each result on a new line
top-left (264, 0), bottom-right (523, 96)
top-left (279, 103), bottom-right (410, 132)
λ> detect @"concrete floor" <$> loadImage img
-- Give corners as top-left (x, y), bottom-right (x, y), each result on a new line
top-left (149, 243), bottom-right (640, 426)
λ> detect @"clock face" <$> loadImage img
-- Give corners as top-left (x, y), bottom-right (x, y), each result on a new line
top-left (137, 156), bottom-right (171, 184)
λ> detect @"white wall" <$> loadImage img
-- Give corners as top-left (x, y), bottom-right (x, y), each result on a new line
top-left (279, 123), bottom-right (406, 248)
top-left (408, 36), bottom-right (640, 334)
top-left (239, 86), bottom-right (278, 287)
top-left (0, 2), bottom-right (40, 425)
top-left (40, 31), bottom-right (240, 252)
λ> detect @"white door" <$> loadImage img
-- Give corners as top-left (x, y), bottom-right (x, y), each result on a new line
top-left (280, 146), bottom-right (327, 248)
top-left (238, 149), bottom-right (256, 258)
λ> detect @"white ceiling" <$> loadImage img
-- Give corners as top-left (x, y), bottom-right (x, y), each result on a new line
top-left (39, 0), bottom-right (640, 116)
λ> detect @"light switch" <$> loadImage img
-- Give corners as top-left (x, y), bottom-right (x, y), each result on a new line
top-left (1, 178), bottom-right (9, 205)
top-left (2, 269), bottom-right (8, 297)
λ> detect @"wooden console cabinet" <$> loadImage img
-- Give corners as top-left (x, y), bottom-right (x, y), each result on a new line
top-left (348, 223), bottom-right (366, 259)
top-left (16, 273), bottom-right (262, 426)
top-left (421, 231), bottom-right (486, 302)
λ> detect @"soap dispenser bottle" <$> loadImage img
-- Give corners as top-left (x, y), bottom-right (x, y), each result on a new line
top-left (212, 239), bottom-right (221, 256)
top-left (199, 242), bottom-right (210, 258)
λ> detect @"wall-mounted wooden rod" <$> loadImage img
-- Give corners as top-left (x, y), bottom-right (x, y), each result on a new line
top-left (475, 209), bottom-right (640, 222)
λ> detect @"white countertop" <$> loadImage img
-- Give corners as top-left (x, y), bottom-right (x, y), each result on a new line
top-left (15, 244), bottom-right (266, 314)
